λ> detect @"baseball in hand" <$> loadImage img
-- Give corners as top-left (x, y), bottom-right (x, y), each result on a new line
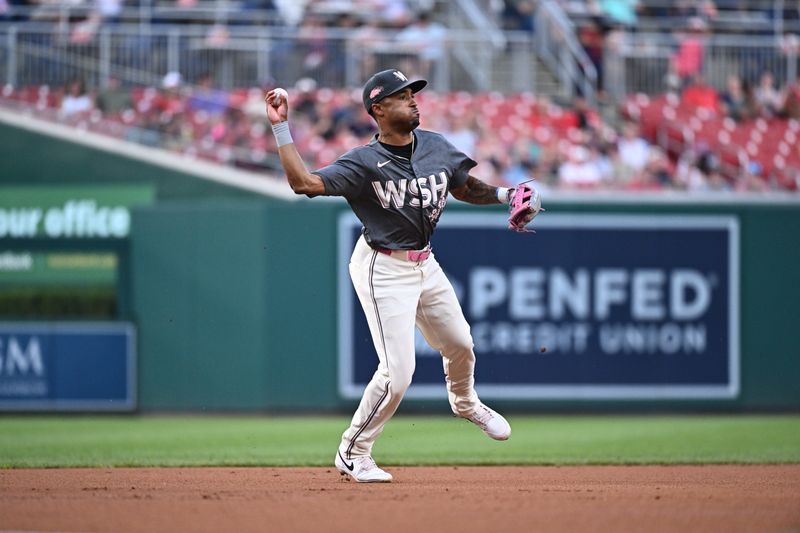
top-left (271, 88), bottom-right (288, 107)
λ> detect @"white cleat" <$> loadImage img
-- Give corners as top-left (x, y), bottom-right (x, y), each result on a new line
top-left (464, 403), bottom-right (511, 441)
top-left (335, 450), bottom-right (393, 483)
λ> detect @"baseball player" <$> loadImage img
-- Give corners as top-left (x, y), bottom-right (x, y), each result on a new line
top-left (266, 69), bottom-right (540, 483)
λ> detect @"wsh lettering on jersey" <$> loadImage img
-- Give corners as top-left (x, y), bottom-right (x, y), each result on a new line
top-left (371, 172), bottom-right (448, 209)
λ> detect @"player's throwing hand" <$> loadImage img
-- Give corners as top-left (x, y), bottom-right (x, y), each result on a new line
top-left (264, 88), bottom-right (288, 125)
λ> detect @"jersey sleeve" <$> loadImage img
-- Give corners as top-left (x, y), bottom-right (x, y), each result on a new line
top-left (311, 150), bottom-right (365, 199)
top-left (439, 134), bottom-right (477, 189)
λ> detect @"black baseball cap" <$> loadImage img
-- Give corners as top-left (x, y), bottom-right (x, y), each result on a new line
top-left (362, 69), bottom-right (427, 115)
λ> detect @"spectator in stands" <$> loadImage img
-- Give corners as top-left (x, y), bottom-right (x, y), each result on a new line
top-left (160, 110), bottom-right (192, 153)
top-left (69, 12), bottom-right (101, 45)
top-left (500, 0), bottom-right (536, 32)
top-left (735, 161), bottom-right (769, 192)
top-left (754, 71), bottom-right (783, 118)
top-left (472, 134), bottom-right (511, 185)
top-left (204, 23), bottom-right (230, 47)
top-left (502, 132), bottom-right (546, 187)
top-left (676, 144), bottom-right (724, 191)
top-left (600, 136), bottom-right (636, 186)
top-left (367, 0), bottom-right (412, 28)
top-left (187, 72), bottom-right (229, 116)
top-left (577, 18), bottom-right (605, 97)
top-left (701, 0), bottom-right (718, 20)
top-left (641, 147), bottom-right (675, 189)
top-left (441, 110), bottom-right (478, 157)
top-left (59, 79), bottom-right (93, 117)
top-left (617, 121), bottom-right (650, 174)
top-left (572, 95), bottom-right (601, 131)
top-left (328, 95), bottom-right (375, 139)
top-left (780, 32), bottom-right (800, 78)
top-left (670, 0), bottom-right (717, 21)
top-left (591, 140), bottom-right (615, 183)
top-left (125, 101), bottom-right (162, 148)
top-left (242, 86), bottom-right (270, 119)
top-left (396, 10), bottom-right (447, 85)
top-left (296, 13), bottom-right (333, 83)
top-left (624, 147), bottom-right (671, 190)
top-left (705, 165), bottom-right (731, 191)
top-left (240, 0), bottom-right (276, 24)
top-left (780, 78), bottom-right (800, 119)
top-left (347, 16), bottom-right (386, 82)
top-left (669, 17), bottom-right (707, 90)
top-left (598, 0), bottom-right (639, 27)
top-left (681, 73), bottom-right (720, 113)
top-left (2, 0), bottom-right (34, 22)
top-left (289, 78), bottom-right (321, 123)
top-left (535, 139), bottom-right (561, 188)
top-left (675, 148), bottom-right (707, 191)
top-left (720, 74), bottom-right (757, 122)
top-left (157, 71), bottom-right (186, 115)
top-left (326, 13), bottom-right (360, 86)
top-left (95, 0), bottom-right (123, 25)
top-left (783, 0), bottom-right (800, 33)
top-left (558, 144), bottom-right (605, 189)
top-left (601, 24), bottom-right (630, 102)
top-left (503, 157), bottom-right (539, 188)
top-left (96, 76), bottom-right (132, 114)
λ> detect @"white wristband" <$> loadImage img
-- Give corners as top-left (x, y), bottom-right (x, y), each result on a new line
top-left (272, 121), bottom-right (293, 147)
top-left (496, 187), bottom-right (511, 204)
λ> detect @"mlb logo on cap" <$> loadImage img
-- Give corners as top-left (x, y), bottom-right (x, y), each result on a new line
top-left (362, 69), bottom-right (428, 115)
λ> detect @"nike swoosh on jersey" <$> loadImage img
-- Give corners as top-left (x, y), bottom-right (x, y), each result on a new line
top-left (377, 160), bottom-right (391, 168)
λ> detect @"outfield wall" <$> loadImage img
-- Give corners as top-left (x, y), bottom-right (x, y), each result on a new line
top-left (129, 199), bottom-right (800, 412)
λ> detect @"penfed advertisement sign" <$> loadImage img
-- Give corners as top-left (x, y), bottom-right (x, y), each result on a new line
top-left (0, 322), bottom-right (136, 411)
top-left (338, 213), bottom-right (739, 401)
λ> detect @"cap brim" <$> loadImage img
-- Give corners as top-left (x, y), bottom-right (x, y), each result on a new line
top-left (387, 79), bottom-right (428, 99)
top-left (407, 79), bottom-right (428, 94)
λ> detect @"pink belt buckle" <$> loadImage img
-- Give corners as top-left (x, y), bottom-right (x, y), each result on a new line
top-left (408, 249), bottom-right (431, 262)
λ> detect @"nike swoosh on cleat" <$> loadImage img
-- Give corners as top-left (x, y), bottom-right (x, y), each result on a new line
top-left (377, 160), bottom-right (391, 168)
top-left (338, 450), bottom-right (354, 471)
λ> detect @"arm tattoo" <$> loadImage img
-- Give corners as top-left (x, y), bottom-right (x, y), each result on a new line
top-left (457, 175), bottom-right (502, 205)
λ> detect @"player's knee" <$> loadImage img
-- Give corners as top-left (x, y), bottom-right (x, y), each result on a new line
top-left (443, 337), bottom-right (475, 359)
top-left (390, 368), bottom-right (415, 396)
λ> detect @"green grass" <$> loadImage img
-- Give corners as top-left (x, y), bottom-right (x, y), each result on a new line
top-left (1, 415), bottom-right (799, 468)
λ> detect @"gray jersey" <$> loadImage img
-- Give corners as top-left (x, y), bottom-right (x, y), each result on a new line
top-left (312, 129), bottom-right (477, 250)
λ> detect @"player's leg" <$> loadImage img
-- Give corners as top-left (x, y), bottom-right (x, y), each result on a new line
top-left (338, 237), bottom-right (421, 465)
top-left (416, 255), bottom-right (511, 440)
top-left (415, 255), bottom-right (479, 416)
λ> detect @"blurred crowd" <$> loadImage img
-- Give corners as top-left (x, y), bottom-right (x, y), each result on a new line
top-left (11, 65), bottom-right (789, 194)
top-left (679, 70), bottom-right (800, 122)
top-left (3, 0), bottom-right (799, 192)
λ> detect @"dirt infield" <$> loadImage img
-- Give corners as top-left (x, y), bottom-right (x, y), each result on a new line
top-left (2, 465), bottom-right (799, 533)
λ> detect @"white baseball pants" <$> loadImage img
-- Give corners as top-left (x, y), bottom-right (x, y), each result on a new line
top-left (339, 235), bottom-right (480, 459)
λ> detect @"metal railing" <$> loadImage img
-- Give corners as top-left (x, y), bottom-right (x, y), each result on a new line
top-left (0, 22), bottom-right (539, 94)
top-left (534, 0), bottom-right (597, 105)
top-left (603, 31), bottom-right (799, 98)
top-left (6, 16), bottom-right (799, 105)
top-left (445, 0), bottom-right (508, 91)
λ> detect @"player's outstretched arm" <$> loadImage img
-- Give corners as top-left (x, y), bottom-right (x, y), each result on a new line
top-left (265, 89), bottom-right (325, 196)
top-left (450, 175), bottom-right (508, 205)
